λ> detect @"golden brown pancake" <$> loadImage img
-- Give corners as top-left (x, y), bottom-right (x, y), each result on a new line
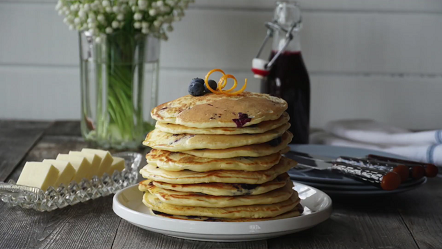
top-left (143, 192), bottom-right (300, 219)
top-left (146, 149), bottom-right (282, 172)
top-left (143, 123), bottom-right (290, 151)
top-left (139, 156), bottom-right (297, 184)
top-left (151, 92), bottom-right (288, 128)
top-left (182, 131), bottom-right (292, 158)
top-left (139, 173), bottom-right (291, 196)
top-left (142, 181), bottom-right (295, 207)
top-left (155, 112), bottom-right (290, 135)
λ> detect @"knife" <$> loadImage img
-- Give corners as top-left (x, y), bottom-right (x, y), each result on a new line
top-left (286, 151), bottom-right (402, 191)
top-left (367, 154), bottom-right (438, 177)
top-left (288, 151), bottom-right (413, 181)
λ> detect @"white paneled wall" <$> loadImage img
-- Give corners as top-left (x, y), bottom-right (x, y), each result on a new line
top-left (1, 0), bottom-right (442, 130)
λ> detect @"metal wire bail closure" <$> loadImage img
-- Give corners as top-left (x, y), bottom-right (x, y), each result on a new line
top-left (251, 19), bottom-right (301, 79)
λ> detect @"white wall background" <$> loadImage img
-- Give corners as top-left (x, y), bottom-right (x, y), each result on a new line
top-left (1, 0), bottom-right (442, 130)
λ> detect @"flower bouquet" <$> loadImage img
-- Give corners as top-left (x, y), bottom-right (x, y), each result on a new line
top-left (56, 0), bottom-right (193, 149)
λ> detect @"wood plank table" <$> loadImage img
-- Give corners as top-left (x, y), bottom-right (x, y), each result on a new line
top-left (1, 120), bottom-right (441, 249)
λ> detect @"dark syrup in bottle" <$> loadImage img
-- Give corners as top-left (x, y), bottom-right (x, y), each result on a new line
top-left (261, 50), bottom-right (310, 144)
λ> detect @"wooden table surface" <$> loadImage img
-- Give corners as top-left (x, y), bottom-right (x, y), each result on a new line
top-left (1, 120), bottom-right (441, 249)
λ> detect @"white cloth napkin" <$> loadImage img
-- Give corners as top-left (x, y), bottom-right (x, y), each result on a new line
top-left (310, 119), bottom-right (442, 166)
top-left (325, 119), bottom-right (442, 145)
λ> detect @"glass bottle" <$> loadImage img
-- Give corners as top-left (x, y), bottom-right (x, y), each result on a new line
top-left (261, 1), bottom-right (310, 144)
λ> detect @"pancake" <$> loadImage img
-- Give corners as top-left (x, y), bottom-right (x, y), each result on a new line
top-left (151, 204), bottom-right (303, 222)
top-left (139, 156), bottom-right (296, 184)
top-left (151, 92), bottom-right (288, 128)
top-left (146, 149), bottom-right (281, 172)
top-left (143, 192), bottom-right (300, 219)
top-left (155, 112), bottom-right (290, 135)
top-left (142, 181), bottom-right (295, 207)
top-left (182, 131), bottom-right (292, 158)
top-left (139, 173), bottom-right (290, 196)
top-left (143, 123), bottom-right (290, 151)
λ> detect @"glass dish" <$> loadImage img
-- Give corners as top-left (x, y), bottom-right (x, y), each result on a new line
top-left (0, 152), bottom-right (142, 212)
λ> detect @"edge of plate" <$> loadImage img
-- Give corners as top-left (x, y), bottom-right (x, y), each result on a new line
top-left (112, 183), bottom-right (332, 236)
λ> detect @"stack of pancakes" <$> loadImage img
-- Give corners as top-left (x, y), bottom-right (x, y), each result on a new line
top-left (139, 92), bottom-right (302, 221)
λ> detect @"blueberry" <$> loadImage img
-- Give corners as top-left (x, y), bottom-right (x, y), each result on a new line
top-left (204, 79), bottom-right (217, 93)
top-left (191, 78), bottom-right (205, 84)
top-left (188, 80), bottom-right (205, 96)
top-left (267, 137), bottom-right (282, 147)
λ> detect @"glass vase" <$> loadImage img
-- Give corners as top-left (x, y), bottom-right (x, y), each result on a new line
top-left (79, 31), bottom-right (159, 150)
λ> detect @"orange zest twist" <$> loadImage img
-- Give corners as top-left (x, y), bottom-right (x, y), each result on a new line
top-left (204, 69), bottom-right (247, 95)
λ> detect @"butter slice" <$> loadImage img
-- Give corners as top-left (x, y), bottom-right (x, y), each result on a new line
top-left (109, 157), bottom-right (125, 174)
top-left (56, 154), bottom-right (92, 181)
top-left (69, 151), bottom-right (100, 178)
top-left (17, 162), bottom-right (59, 191)
top-left (81, 148), bottom-right (114, 176)
top-left (43, 159), bottom-right (76, 186)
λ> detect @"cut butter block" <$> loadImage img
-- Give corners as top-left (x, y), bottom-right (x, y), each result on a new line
top-left (43, 159), bottom-right (76, 186)
top-left (56, 154), bottom-right (92, 181)
top-left (16, 162), bottom-right (59, 191)
top-left (69, 151), bottom-right (100, 177)
top-left (109, 157), bottom-right (125, 174)
top-left (81, 148), bottom-right (114, 176)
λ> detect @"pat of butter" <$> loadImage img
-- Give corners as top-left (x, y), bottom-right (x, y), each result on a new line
top-left (69, 151), bottom-right (100, 178)
top-left (16, 162), bottom-right (59, 191)
top-left (56, 154), bottom-right (92, 181)
top-left (109, 156), bottom-right (125, 174)
top-left (43, 159), bottom-right (76, 186)
top-left (81, 148), bottom-right (114, 176)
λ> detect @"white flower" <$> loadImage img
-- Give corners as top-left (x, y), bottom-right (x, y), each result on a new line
top-left (112, 21), bottom-right (119, 29)
top-left (106, 6), bottom-right (112, 13)
top-left (141, 21), bottom-right (149, 29)
top-left (117, 14), bottom-right (125, 21)
top-left (69, 25), bottom-right (74, 30)
top-left (149, 9), bottom-right (157, 16)
top-left (97, 14), bottom-right (105, 23)
top-left (134, 12), bottom-right (142, 20)
top-left (58, 10), bottom-right (64, 16)
top-left (112, 6), bottom-right (119, 13)
top-left (129, 0), bottom-right (137, 5)
top-left (102, 0), bottom-right (110, 7)
top-left (88, 22), bottom-right (96, 29)
top-left (134, 22), bottom-right (141, 29)
top-left (105, 27), bottom-right (113, 34)
top-left (157, 1), bottom-right (164, 7)
top-left (70, 4), bottom-right (78, 11)
top-left (74, 17), bottom-right (81, 24)
top-left (83, 3), bottom-right (90, 11)
top-left (95, 37), bottom-right (102, 43)
top-left (141, 28), bottom-right (149, 34)
top-left (55, 2), bottom-right (62, 11)
top-left (138, 0), bottom-right (148, 9)
top-left (78, 10), bottom-right (86, 18)
top-left (87, 18), bottom-right (96, 24)
top-left (154, 20), bottom-right (162, 27)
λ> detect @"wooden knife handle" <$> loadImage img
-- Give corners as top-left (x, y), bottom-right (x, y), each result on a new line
top-left (367, 154), bottom-right (437, 177)
top-left (336, 156), bottom-right (410, 182)
top-left (331, 163), bottom-right (401, 190)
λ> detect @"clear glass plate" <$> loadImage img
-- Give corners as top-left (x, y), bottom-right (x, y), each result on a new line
top-left (0, 152), bottom-right (142, 212)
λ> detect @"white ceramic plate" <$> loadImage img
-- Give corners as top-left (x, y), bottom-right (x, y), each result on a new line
top-left (287, 144), bottom-right (408, 185)
top-left (113, 182), bottom-right (332, 242)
